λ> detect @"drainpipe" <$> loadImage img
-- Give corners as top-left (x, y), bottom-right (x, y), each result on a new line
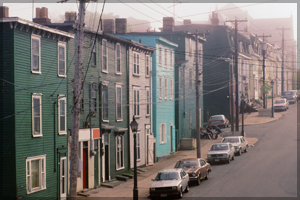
top-left (54, 101), bottom-right (56, 172)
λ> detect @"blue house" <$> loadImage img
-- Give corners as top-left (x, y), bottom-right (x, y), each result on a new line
top-left (114, 35), bottom-right (178, 161)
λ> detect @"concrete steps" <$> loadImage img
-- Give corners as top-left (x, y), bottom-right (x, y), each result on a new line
top-left (116, 175), bottom-right (129, 182)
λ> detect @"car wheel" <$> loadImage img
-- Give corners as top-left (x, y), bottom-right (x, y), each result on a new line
top-left (244, 146), bottom-right (248, 153)
top-left (227, 156), bottom-right (230, 164)
top-left (205, 171), bottom-right (209, 180)
top-left (185, 184), bottom-right (189, 193)
top-left (238, 148), bottom-right (242, 156)
top-left (196, 175), bottom-right (201, 185)
top-left (177, 187), bottom-right (183, 199)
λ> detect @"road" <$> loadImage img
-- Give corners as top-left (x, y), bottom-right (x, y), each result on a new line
top-left (184, 102), bottom-right (297, 198)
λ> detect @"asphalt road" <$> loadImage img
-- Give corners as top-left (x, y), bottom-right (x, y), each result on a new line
top-left (184, 102), bottom-right (298, 198)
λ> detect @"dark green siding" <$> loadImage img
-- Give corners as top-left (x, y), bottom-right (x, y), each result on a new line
top-left (1, 23), bottom-right (16, 198)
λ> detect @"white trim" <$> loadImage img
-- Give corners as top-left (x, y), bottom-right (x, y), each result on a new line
top-left (102, 39), bottom-right (108, 73)
top-left (164, 48), bottom-right (168, 68)
top-left (115, 43), bottom-right (121, 74)
top-left (146, 87), bottom-right (150, 116)
top-left (115, 135), bottom-right (125, 170)
top-left (32, 93), bottom-right (42, 137)
top-left (136, 132), bottom-right (141, 161)
top-left (102, 83), bottom-right (109, 121)
top-left (26, 154), bottom-right (46, 194)
top-left (31, 34), bottom-right (41, 74)
top-left (159, 76), bottom-right (162, 99)
top-left (145, 55), bottom-right (150, 77)
top-left (60, 157), bottom-right (67, 199)
top-left (170, 78), bottom-right (173, 100)
top-left (58, 41), bottom-right (67, 77)
top-left (58, 96), bottom-right (67, 135)
top-left (133, 87), bottom-right (140, 117)
top-left (170, 49), bottom-right (173, 69)
top-left (133, 52), bottom-right (140, 75)
top-left (164, 77), bottom-right (168, 99)
top-left (158, 45), bottom-right (162, 66)
top-left (160, 123), bottom-right (166, 143)
top-left (115, 84), bottom-right (123, 121)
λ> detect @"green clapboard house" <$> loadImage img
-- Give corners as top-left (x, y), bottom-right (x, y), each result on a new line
top-left (0, 14), bottom-right (74, 199)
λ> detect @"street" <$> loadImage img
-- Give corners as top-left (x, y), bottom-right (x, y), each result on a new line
top-left (185, 102), bottom-right (297, 198)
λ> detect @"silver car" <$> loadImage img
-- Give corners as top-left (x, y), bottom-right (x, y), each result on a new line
top-left (221, 136), bottom-right (249, 156)
top-left (207, 143), bottom-right (235, 164)
top-left (149, 168), bottom-right (189, 199)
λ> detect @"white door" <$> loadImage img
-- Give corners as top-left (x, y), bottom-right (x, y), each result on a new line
top-left (60, 157), bottom-right (67, 200)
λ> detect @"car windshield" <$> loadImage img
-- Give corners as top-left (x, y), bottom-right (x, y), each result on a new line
top-left (275, 100), bottom-right (285, 104)
top-left (175, 160), bottom-right (199, 168)
top-left (154, 172), bottom-right (179, 181)
top-left (222, 138), bottom-right (239, 143)
top-left (283, 92), bottom-right (294, 96)
top-left (210, 115), bottom-right (224, 120)
top-left (210, 144), bottom-right (229, 151)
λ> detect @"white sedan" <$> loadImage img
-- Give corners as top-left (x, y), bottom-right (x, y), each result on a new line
top-left (221, 136), bottom-right (249, 156)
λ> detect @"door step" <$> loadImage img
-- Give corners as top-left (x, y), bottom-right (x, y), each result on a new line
top-left (122, 173), bottom-right (134, 179)
top-left (116, 175), bottom-right (129, 182)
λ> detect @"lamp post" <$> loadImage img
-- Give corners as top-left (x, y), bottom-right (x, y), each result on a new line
top-left (241, 93), bottom-right (245, 137)
top-left (130, 116), bottom-right (139, 200)
top-left (261, 42), bottom-right (266, 109)
top-left (270, 80), bottom-right (274, 118)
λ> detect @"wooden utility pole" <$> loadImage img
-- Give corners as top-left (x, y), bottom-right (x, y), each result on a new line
top-left (70, 0), bottom-right (86, 197)
top-left (195, 30), bottom-right (201, 158)
top-left (276, 27), bottom-right (290, 93)
top-left (258, 33), bottom-right (271, 109)
top-left (224, 18), bottom-right (247, 132)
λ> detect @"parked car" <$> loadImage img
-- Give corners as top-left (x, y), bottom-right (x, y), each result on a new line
top-left (208, 115), bottom-right (229, 128)
top-left (281, 91), bottom-right (297, 104)
top-left (221, 136), bottom-right (248, 156)
top-left (174, 158), bottom-right (212, 185)
top-left (149, 168), bottom-right (189, 199)
top-left (207, 143), bottom-right (235, 164)
top-left (274, 98), bottom-right (289, 111)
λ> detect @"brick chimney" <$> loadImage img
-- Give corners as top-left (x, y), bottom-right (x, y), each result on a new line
top-left (115, 18), bottom-right (127, 34)
top-left (33, 7), bottom-right (51, 23)
top-left (163, 17), bottom-right (174, 32)
top-left (183, 19), bottom-right (191, 25)
top-left (103, 19), bottom-right (115, 33)
top-left (0, 6), bottom-right (9, 18)
top-left (211, 11), bottom-right (219, 25)
top-left (64, 11), bottom-right (77, 23)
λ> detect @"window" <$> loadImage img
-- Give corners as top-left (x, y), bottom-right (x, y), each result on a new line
top-left (91, 44), bottom-right (96, 66)
top-left (32, 94), bottom-right (42, 137)
top-left (146, 88), bottom-right (150, 116)
top-left (199, 48), bottom-right (203, 66)
top-left (159, 76), bottom-right (162, 99)
top-left (116, 43), bottom-right (121, 74)
top-left (26, 155), bottom-right (46, 194)
top-left (102, 84), bottom-right (108, 120)
top-left (194, 50), bottom-right (197, 64)
top-left (159, 46), bottom-right (162, 66)
top-left (58, 42), bottom-right (66, 76)
top-left (133, 52), bottom-right (140, 75)
top-left (116, 84), bottom-right (122, 120)
top-left (164, 77), bottom-right (168, 99)
top-left (170, 50), bottom-right (173, 69)
top-left (80, 89), bottom-right (84, 112)
top-left (91, 84), bottom-right (97, 112)
top-left (160, 123), bottom-right (166, 143)
top-left (58, 96), bottom-right (67, 135)
top-left (170, 78), bottom-right (173, 100)
top-left (116, 135), bottom-right (124, 170)
top-left (189, 69), bottom-right (193, 88)
top-left (134, 88), bottom-right (140, 116)
top-left (102, 39), bottom-right (108, 72)
top-left (189, 38), bottom-right (192, 57)
top-left (165, 48), bottom-right (168, 68)
top-left (180, 68), bottom-right (184, 88)
top-left (137, 133), bottom-right (140, 160)
top-left (31, 34), bottom-right (41, 73)
top-left (145, 55), bottom-right (150, 77)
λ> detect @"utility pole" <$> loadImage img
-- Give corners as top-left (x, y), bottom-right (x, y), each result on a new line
top-left (195, 30), bottom-right (201, 158)
top-left (258, 33), bottom-right (271, 109)
top-left (276, 27), bottom-right (290, 93)
top-left (70, 0), bottom-right (86, 197)
top-left (224, 18), bottom-right (247, 133)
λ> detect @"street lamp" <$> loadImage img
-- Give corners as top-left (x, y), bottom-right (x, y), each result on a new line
top-left (130, 116), bottom-right (139, 200)
top-left (270, 80), bottom-right (274, 118)
top-left (261, 42), bottom-right (266, 109)
top-left (241, 93), bottom-right (246, 137)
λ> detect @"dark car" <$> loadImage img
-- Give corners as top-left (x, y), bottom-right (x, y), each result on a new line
top-left (208, 115), bottom-right (229, 128)
top-left (174, 158), bottom-right (212, 185)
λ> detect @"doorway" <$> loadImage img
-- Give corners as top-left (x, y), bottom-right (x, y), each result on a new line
top-left (94, 139), bottom-right (99, 187)
top-left (102, 133), bottom-right (110, 182)
top-left (60, 156), bottom-right (67, 200)
top-left (82, 141), bottom-right (88, 188)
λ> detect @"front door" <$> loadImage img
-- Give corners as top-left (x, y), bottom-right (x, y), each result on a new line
top-left (94, 139), bottom-right (99, 187)
top-left (60, 157), bottom-right (67, 200)
top-left (83, 142), bottom-right (88, 188)
top-left (102, 133), bottom-right (110, 182)
top-left (170, 126), bottom-right (173, 153)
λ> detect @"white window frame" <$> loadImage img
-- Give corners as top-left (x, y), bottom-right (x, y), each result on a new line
top-left (116, 83), bottom-right (123, 121)
top-left (137, 132), bottom-right (140, 160)
top-left (102, 39), bottom-right (108, 73)
top-left (145, 55), bottom-right (150, 77)
top-left (160, 123), bottom-right (166, 143)
top-left (146, 87), bottom-right (150, 116)
top-left (102, 82), bottom-right (109, 122)
top-left (32, 93), bottom-right (42, 137)
top-left (164, 77), bottom-right (168, 99)
top-left (189, 69), bottom-right (193, 89)
top-left (116, 135), bottom-right (124, 170)
top-left (133, 52), bottom-right (140, 75)
top-left (91, 42), bottom-right (96, 67)
top-left (26, 155), bottom-right (46, 194)
top-left (115, 43), bottom-right (121, 75)
top-left (159, 76), bottom-right (162, 99)
top-left (164, 48), bottom-right (168, 68)
top-left (133, 88), bottom-right (140, 116)
top-left (31, 34), bottom-right (41, 74)
top-left (58, 95), bottom-right (67, 135)
top-left (170, 49), bottom-right (173, 69)
top-left (158, 46), bottom-right (162, 66)
top-left (58, 42), bottom-right (66, 77)
top-left (170, 78), bottom-right (173, 100)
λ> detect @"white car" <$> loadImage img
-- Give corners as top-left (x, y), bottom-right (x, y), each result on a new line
top-left (207, 143), bottom-right (235, 164)
top-left (221, 136), bottom-right (248, 156)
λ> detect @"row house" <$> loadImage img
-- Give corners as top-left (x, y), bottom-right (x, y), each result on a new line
top-left (1, 7), bottom-right (74, 199)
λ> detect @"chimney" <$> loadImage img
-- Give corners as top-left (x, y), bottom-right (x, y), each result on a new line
top-left (0, 6), bottom-right (9, 18)
top-left (103, 19), bottom-right (115, 33)
top-left (211, 11), bottom-right (219, 25)
top-left (115, 18), bottom-right (127, 34)
top-left (183, 19), bottom-right (191, 25)
top-left (33, 7), bottom-right (51, 23)
top-left (64, 11), bottom-right (77, 23)
top-left (163, 17), bottom-right (174, 32)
